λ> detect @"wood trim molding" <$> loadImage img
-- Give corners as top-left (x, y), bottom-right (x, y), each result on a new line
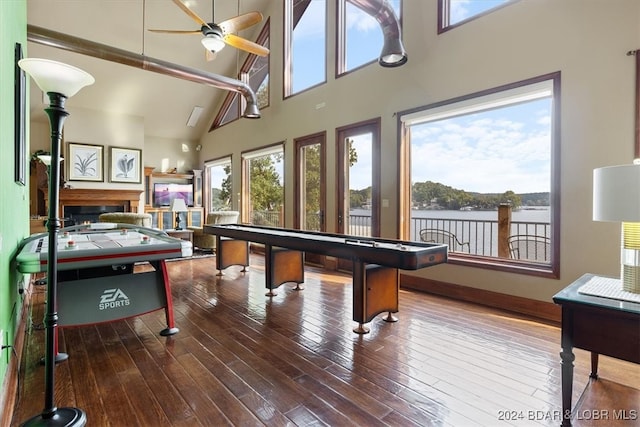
top-left (400, 273), bottom-right (560, 324)
top-left (635, 49), bottom-right (639, 159)
top-left (0, 278), bottom-right (35, 426)
top-left (58, 188), bottom-right (143, 215)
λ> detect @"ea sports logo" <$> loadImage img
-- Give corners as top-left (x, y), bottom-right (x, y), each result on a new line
top-left (99, 288), bottom-right (131, 310)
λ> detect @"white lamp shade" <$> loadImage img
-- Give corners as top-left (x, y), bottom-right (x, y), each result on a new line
top-left (37, 155), bottom-right (63, 166)
top-left (201, 36), bottom-right (226, 53)
top-left (593, 164), bottom-right (640, 222)
top-left (18, 58), bottom-right (94, 98)
top-left (170, 198), bottom-right (188, 212)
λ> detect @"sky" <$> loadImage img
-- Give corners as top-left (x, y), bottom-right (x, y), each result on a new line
top-left (409, 98), bottom-right (551, 194)
top-left (450, 0), bottom-right (511, 25)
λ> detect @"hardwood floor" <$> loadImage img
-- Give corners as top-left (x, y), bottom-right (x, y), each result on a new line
top-left (11, 255), bottom-right (640, 426)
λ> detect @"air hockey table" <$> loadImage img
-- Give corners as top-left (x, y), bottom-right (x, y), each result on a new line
top-left (16, 223), bottom-right (192, 338)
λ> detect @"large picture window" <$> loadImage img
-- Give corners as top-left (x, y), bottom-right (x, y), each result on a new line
top-left (399, 73), bottom-right (560, 277)
top-left (242, 144), bottom-right (285, 226)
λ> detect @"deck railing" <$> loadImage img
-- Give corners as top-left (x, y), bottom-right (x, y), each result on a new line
top-left (348, 210), bottom-right (550, 260)
top-left (250, 208), bottom-right (550, 261)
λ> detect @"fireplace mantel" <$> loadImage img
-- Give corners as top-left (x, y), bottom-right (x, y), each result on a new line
top-left (58, 188), bottom-right (143, 216)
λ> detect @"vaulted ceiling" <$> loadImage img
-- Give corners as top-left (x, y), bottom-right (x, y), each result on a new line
top-left (26, 0), bottom-right (269, 141)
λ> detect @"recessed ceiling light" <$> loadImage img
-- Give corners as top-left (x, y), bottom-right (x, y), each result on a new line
top-left (186, 106), bottom-right (204, 127)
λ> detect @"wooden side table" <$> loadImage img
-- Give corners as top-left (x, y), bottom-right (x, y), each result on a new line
top-left (553, 274), bottom-right (640, 426)
top-left (165, 229), bottom-right (194, 244)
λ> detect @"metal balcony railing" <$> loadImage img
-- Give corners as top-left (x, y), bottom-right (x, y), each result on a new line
top-left (249, 209), bottom-right (551, 262)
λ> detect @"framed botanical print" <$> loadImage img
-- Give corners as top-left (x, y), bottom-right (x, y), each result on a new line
top-left (67, 142), bottom-right (104, 182)
top-left (110, 146), bottom-right (142, 183)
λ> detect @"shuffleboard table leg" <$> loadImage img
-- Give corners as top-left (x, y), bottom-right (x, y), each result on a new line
top-left (353, 323), bottom-right (370, 334)
top-left (216, 236), bottom-right (249, 276)
top-left (383, 312), bottom-right (398, 323)
top-left (352, 262), bottom-right (400, 333)
top-left (264, 245), bottom-right (304, 296)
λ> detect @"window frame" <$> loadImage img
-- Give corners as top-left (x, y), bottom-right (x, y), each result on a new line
top-left (209, 18), bottom-right (271, 132)
top-left (438, 0), bottom-right (517, 34)
top-left (336, 0), bottom-right (402, 77)
top-left (398, 72), bottom-right (561, 278)
top-left (241, 142), bottom-right (286, 226)
top-left (204, 155), bottom-right (233, 214)
top-left (284, 0), bottom-right (328, 98)
top-left (294, 131), bottom-right (326, 232)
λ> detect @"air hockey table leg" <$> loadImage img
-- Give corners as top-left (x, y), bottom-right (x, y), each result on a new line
top-left (157, 260), bottom-right (179, 336)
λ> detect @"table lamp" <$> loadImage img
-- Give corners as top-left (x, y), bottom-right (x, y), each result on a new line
top-left (19, 58), bottom-right (94, 427)
top-left (593, 162), bottom-right (640, 293)
top-left (170, 198), bottom-right (188, 230)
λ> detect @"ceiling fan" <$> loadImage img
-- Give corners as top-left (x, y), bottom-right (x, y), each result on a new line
top-left (149, 0), bottom-right (269, 61)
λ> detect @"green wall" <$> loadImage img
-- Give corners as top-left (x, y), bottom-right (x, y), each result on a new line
top-left (0, 0), bottom-right (28, 397)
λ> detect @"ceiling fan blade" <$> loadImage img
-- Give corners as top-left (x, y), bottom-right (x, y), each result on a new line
top-left (148, 29), bottom-right (201, 34)
top-left (171, 0), bottom-right (212, 30)
top-left (224, 34), bottom-right (269, 57)
top-left (219, 12), bottom-right (263, 34)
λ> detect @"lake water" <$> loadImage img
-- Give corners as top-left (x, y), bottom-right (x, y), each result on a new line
top-left (350, 207), bottom-right (550, 223)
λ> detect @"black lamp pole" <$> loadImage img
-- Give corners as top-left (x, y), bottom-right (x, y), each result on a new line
top-left (19, 57), bottom-right (93, 426)
top-left (22, 94), bottom-right (86, 426)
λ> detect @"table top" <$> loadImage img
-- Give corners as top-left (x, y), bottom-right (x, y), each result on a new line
top-left (17, 223), bottom-right (192, 273)
top-left (205, 223), bottom-right (448, 270)
top-left (553, 273), bottom-right (640, 315)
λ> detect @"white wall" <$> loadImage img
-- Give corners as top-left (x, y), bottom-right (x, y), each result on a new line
top-left (29, 108), bottom-right (198, 211)
top-left (197, 0), bottom-right (640, 302)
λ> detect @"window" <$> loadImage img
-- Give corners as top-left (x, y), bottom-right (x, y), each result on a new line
top-left (204, 156), bottom-right (232, 211)
top-left (210, 19), bottom-right (270, 131)
top-left (337, 0), bottom-right (401, 75)
top-left (336, 119), bottom-right (381, 238)
top-left (399, 73), bottom-right (560, 277)
top-left (295, 132), bottom-right (326, 232)
top-left (284, 0), bottom-right (326, 96)
top-left (438, 0), bottom-right (514, 33)
top-left (242, 144), bottom-right (285, 226)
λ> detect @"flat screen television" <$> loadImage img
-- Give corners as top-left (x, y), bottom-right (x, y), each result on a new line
top-left (154, 183), bottom-right (193, 207)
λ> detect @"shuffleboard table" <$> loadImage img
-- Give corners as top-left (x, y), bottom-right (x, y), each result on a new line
top-left (204, 224), bottom-right (448, 333)
top-left (17, 223), bottom-right (192, 341)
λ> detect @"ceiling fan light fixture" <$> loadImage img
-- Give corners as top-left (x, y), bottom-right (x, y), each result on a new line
top-left (201, 36), bottom-right (225, 53)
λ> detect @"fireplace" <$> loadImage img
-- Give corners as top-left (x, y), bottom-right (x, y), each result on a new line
top-left (64, 205), bottom-right (123, 225)
top-left (57, 188), bottom-right (143, 223)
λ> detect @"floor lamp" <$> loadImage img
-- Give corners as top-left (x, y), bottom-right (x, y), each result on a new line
top-left (19, 58), bottom-right (94, 426)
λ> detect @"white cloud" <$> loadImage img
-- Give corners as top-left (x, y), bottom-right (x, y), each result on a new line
top-left (411, 115), bottom-right (551, 193)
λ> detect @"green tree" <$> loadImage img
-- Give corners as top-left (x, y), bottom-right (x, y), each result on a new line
top-left (215, 164), bottom-right (232, 209)
top-left (249, 153), bottom-right (283, 223)
top-left (302, 145), bottom-right (321, 229)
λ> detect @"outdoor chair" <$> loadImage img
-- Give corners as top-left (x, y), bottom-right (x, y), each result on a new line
top-left (508, 235), bottom-right (550, 262)
top-left (419, 229), bottom-right (470, 253)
